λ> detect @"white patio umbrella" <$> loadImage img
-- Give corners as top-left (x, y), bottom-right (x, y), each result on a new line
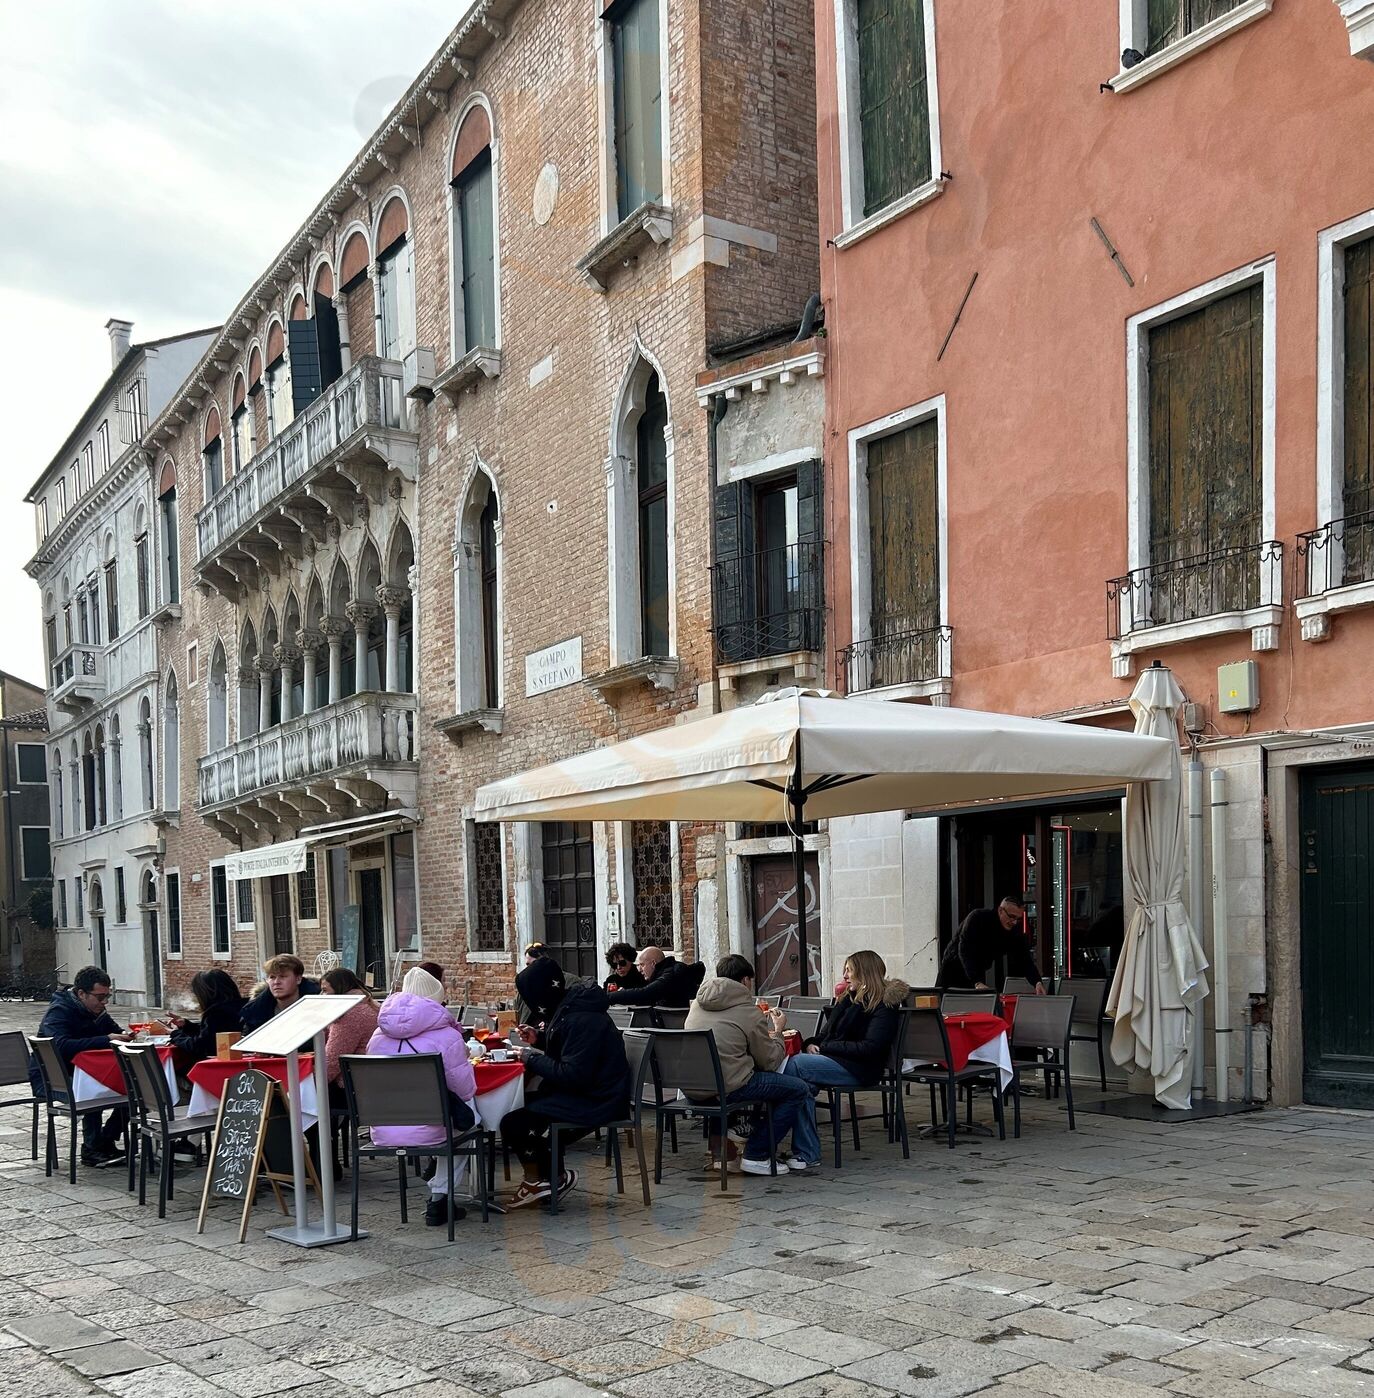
top-left (476, 688), bottom-right (1174, 996)
top-left (1107, 664), bottom-right (1210, 1109)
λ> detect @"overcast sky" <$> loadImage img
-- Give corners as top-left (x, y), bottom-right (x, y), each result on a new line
top-left (0, 0), bottom-right (468, 686)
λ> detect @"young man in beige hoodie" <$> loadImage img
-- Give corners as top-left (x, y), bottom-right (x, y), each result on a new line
top-left (684, 954), bottom-right (820, 1173)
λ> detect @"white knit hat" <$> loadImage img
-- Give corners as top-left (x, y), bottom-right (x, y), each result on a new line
top-left (401, 966), bottom-right (445, 1003)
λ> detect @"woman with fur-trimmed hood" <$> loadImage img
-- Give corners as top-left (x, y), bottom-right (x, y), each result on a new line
top-left (788, 949), bottom-right (909, 1091)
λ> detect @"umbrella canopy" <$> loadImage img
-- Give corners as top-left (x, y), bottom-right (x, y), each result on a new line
top-left (1107, 666), bottom-right (1210, 1109)
top-left (473, 688), bottom-right (1175, 824)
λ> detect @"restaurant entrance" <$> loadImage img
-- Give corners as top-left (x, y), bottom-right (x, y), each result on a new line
top-left (941, 795), bottom-right (1125, 985)
top-left (750, 853), bottom-right (821, 998)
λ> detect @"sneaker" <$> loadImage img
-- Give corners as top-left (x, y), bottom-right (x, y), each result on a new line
top-left (726, 1125), bottom-right (752, 1148)
top-left (81, 1142), bottom-right (125, 1169)
top-left (556, 1169), bottom-right (578, 1201)
top-left (739, 1156), bottom-right (776, 1176)
top-left (424, 1196), bottom-right (467, 1227)
top-left (706, 1138), bottom-right (741, 1170)
top-left (779, 1155), bottom-right (815, 1173)
top-left (507, 1180), bottom-right (552, 1209)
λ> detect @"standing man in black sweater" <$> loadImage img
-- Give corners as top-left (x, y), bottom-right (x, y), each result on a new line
top-left (938, 895), bottom-right (1047, 994)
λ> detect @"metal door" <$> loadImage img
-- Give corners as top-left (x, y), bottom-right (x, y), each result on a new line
top-left (1301, 763), bottom-right (1374, 1108)
top-left (750, 854), bottom-right (820, 999)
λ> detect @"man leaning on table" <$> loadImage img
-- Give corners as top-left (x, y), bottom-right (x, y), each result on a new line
top-left (937, 895), bottom-right (1048, 995)
top-left (31, 966), bottom-right (131, 1168)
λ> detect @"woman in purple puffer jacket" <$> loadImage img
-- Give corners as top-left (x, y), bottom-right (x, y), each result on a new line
top-left (364, 966), bottom-right (477, 1228)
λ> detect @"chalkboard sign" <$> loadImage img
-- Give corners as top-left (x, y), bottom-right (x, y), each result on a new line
top-left (197, 1069), bottom-right (274, 1243)
top-left (340, 905), bottom-right (361, 974)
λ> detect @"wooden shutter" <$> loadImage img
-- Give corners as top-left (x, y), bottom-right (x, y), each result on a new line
top-left (1147, 283), bottom-right (1262, 614)
top-left (712, 480), bottom-right (756, 662)
top-left (868, 419), bottom-right (939, 640)
top-left (288, 318), bottom-right (323, 415)
top-left (1344, 235), bottom-right (1374, 582)
top-left (458, 152), bottom-right (497, 351)
top-left (611, 0), bottom-right (663, 220)
top-left (1148, 0), bottom-right (1243, 53)
top-left (857, 0), bottom-right (931, 219)
top-left (794, 460), bottom-right (824, 652)
top-left (313, 294), bottom-right (344, 389)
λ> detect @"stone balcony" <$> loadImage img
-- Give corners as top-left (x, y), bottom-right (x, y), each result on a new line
top-left (50, 642), bottom-right (104, 712)
top-left (194, 357), bottom-right (417, 598)
top-left (198, 690), bottom-right (417, 840)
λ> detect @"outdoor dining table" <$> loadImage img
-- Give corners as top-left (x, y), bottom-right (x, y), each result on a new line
top-left (71, 1044), bottom-right (179, 1107)
top-left (187, 1054), bottom-right (318, 1128)
top-left (470, 1059), bottom-right (525, 1130)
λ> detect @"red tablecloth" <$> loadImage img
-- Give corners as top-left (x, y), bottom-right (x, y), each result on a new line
top-left (999, 995), bottom-right (1018, 1024)
top-left (942, 1013), bottom-right (1012, 1071)
top-left (472, 1061), bottom-right (524, 1093)
top-left (187, 1053), bottom-right (314, 1101)
top-left (72, 1045), bottom-right (175, 1095)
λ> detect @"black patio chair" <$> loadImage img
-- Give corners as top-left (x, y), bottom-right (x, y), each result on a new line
top-left (1008, 995), bottom-right (1077, 1136)
top-left (1001, 977), bottom-right (1038, 996)
top-left (781, 996), bottom-right (831, 1013)
top-left (458, 1005), bottom-right (497, 1029)
top-left (940, 992), bottom-right (998, 1016)
top-left (782, 1008), bottom-right (824, 1042)
top-left (651, 1007), bottom-right (688, 1029)
top-left (119, 1045), bottom-right (216, 1217)
top-left (643, 1029), bottom-right (778, 1190)
top-left (340, 1053), bottom-right (489, 1241)
top-left (606, 1007), bottom-right (636, 1031)
top-left (897, 1008), bottom-right (1005, 1148)
top-left (28, 1036), bottom-right (126, 1184)
top-left (0, 1030), bottom-right (40, 1162)
top-left (1060, 976), bottom-right (1110, 1089)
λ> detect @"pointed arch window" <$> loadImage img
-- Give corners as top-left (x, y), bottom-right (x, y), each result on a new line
top-left (162, 673), bottom-right (180, 812)
top-left (451, 105), bottom-right (497, 356)
top-left (208, 643), bottom-right (228, 750)
top-left (454, 472), bottom-right (502, 713)
top-left (157, 460), bottom-right (180, 606)
top-left (376, 196), bottom-right (416, 362)
top-left (138, 697), bottom-right (154, 812)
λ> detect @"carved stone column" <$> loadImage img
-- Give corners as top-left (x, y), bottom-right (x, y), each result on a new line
top-left (275, 644), bottom-right (301, 723)
top-left (258, 663), bottom-right (274, 731)
top-left (376, 585), bottom-right (408, 692)
top-left (321, 616), bottom-right (348, 704)
top-left (345, 601), bottom-right (376, 694)
top-left (296, 629), bottom-right (322, 714)
top-left (333, 293), bottom-right (352, 372)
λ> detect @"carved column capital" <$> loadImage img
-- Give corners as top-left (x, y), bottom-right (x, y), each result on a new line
top-left (375, 584), bottom-right (409, 615)
top-left (274, 644), bottom-right (301, 668)
top-left (320, 615), bottom-right (350, 640)
top-left (345, 601), bottom-right (377, 628)
top-left (296, 628), bottom-right (323, 652)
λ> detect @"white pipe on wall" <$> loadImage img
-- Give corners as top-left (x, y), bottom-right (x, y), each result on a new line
top-left (1210, 767), bottom-right (1231, 1103)
top-left (1188, 758), bottom-right (1207, 1096)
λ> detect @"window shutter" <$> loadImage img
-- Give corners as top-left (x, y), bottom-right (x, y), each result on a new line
top-left (868, 420), bottom-right (939, 641)
top-left (1344, 235), bottom-right (1374, 521)
top-left (857, 0), bottom-right (931, 219)
top-left (712, 480), bottom-right (755, 662)
top-left (313, 295), bottom-right (344, 390)
top-left (288, 318), bottom-right (324, 415)
top-left (611, 0), bottom-right (663, 220)
top-left (458, 153), bottom-right (497, 351)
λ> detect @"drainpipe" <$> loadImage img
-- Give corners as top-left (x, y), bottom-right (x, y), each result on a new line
top-left (1188, 755), bottom-right (1206, 1096)
top-left (1210, 768), bottom-right (1231, 1103)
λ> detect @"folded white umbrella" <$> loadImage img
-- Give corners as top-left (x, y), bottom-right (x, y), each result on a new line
top-left (476, 687), bottom-right (1174, 998)
top-left (1107, 666), bottom-right (1210, 1109)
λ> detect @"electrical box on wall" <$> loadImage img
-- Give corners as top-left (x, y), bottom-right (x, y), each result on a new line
top-left (1218, 660), bottom-right (1259, 714)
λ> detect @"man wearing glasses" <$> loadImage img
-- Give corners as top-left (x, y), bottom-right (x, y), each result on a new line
top-left (937, 895), bottom-right (1047, 995)
top-left (33, 965), bottom-right (132, 1167)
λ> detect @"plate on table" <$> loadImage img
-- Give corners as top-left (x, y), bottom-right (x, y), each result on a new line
top-left (146, 1035), bottom-right (172, 1046)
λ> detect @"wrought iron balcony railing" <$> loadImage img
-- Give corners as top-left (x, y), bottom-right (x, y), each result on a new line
top-left (1296, 511), bottom-right (1374, 596)
top-left (1107, 539), bottom-right (1283, 640)
top-left (712, 541), bottom-right (824, 664)
top-left (839, 623), bottom-right (951, 694)
top-left (194, 357), bottom-right (409, 566)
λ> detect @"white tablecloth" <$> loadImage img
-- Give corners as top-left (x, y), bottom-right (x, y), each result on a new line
top-left (904, 1030), bottom-right (1013, 1091)
top-left (70, 1051), bottom-right (180, 1107)
top-left (473, 1074), bottom-right (524, 1132)
top-left (187, 1075), bottom-right (319, 1130)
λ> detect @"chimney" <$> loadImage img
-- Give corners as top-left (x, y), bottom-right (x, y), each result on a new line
top-left (105, 318), bottom-right (134, 369)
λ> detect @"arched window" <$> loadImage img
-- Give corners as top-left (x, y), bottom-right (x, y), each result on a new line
top-left (109, 715), bottom-right (123, 820)
top-left (374, 195), bottom-right (415, 361)
top-left (329, 561), bottom-right (356, 702)
top-left (282, 593), bottom-right (303, 717)
top-left (208, 641), bottom-right (228, 750)
top-left (238, 621), bottom-right (260, 738)
top-left (82, 733), bottom-right (97, 831)
top-left (94, 724), bottom-right (108, 826)
top-left (162, 672), bottom-right (180, 812)
top-left (52, 753), bottom-right (63, 840)
top-left (261, 610), bottom-right (282, 727)
top-left (265, 321), bottom-right (293, 437)
top-left (384, 523), bottom-right (415, 693)
top-left (354, 542), bottom-right (383, 692)
top-left (103, 534), bottom-right (119, 641)
top-left (134, 506), bottom-right (151, 619)
top-left (454, 470), bottom-right (502, 713)
top-left (608, 356), bottom-right (674, 665)
top-left (69, 740), bottom-right (80, 830)
top-left (204, 403), bottom-right (224, 497)
top-left (231, 375), bottom-right (252, 473)
top-left (138, 697), bottom-right (154, 811)
top-left (450, 102), bottom-right (498, 356)
top-left (157, 459), bottom-right (179, 605)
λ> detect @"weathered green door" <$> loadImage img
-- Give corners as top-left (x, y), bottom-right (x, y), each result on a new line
top-left (1301, 763), bottom-right (1374, 1108)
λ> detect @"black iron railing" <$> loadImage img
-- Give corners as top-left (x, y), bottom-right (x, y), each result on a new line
top-left (713, 541), bottom-right (824, 664)
top-left (1107, 539), bottom-right (1283, 640)
top-left (838, 623), bottom-right (951, 694)
top-left (1296, 511), bottom-right (1374, 596)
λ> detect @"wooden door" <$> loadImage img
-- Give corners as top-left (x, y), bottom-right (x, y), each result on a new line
top-left (1301, 764), bottom-right (1374, 1108)
top-left (268, 875), bottom-right (293, 957)
top-left (750, 854), bottom-right (821, 999)
top-left (540, 822), bottom-right (597, 980)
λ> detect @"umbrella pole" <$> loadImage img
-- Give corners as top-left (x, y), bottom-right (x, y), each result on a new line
top-left (791, 742), bottom-right (809, 998)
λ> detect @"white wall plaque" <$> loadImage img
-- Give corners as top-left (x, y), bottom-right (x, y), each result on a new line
top-left (525, 636), bottom-right (583, 697)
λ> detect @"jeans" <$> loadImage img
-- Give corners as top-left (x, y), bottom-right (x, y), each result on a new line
top-left (783, 1053), bottom-right (864, 1164)
top-left (724, 1070), bottom-right (817, 1163)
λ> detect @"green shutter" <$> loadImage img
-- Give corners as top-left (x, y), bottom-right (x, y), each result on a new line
top-left (612, 0), bottom-right (663, 221)
top-left (857, 0), bottom-right (931, 218)
top-left (1148, 0), bottom-right (1243, 54)
top-left (459, 153), bottom-right (497, 351)
top-left (712, 480), bottom-right (756, 662)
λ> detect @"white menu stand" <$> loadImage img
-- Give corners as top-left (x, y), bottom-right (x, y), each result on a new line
top-left (234, 992), bottom-right (367, 1248)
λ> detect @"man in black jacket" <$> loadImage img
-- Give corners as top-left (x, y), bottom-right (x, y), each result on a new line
top-left (502, 969), bottom-right (630, 1208)
top-left (605, 945), bottom-right (705, 1011)
top-left (240, 954), bottom-right (320, 1032)
top-left (33, 966), bottom-right (131, 1167)
top-left (937, 896), bottom-right (1046, 993)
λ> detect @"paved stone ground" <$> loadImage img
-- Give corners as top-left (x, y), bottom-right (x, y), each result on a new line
top-left (4, 999), bottom-right (1374, 1397)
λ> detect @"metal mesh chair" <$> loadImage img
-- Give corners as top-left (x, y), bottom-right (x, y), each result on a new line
top-left (642, 1029), bottom-right (777, 1190)
top-left (652, 1007), bottom-right (688, 1029)
top-left (783, 1008), bottom-right (824, 1042)
top-left (941, 993), bottom-right (998, 1015)
top-left (1008, 994), bottom-right (1077, 1135)
top-left (606, 1007), bottom-right (636, 1031)
top-left (28, 1036), bottom-right (126, 1184)
top-left (1001, 977), bottom-right (1038, 996)
top-left (457, 1006), bottom-right (496, 1029)
top-left (340, 1053), bottom-right (489, 1241)
top-left (0, 1031), bottom-right (39, 1162)
top-left (1059, 977), bottom-right (1110, 1088)
top-left (781, 996), bottom-right (831, 1012)
top-left (897, 1008), bottom-right (1005, 1148)
top-left (119, 1046), bottom-right (217, 1217)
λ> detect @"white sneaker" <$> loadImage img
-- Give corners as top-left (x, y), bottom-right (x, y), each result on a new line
top-left (780, 1155), bottom-right (813, 1173)
top-left (739, 1156), bottom-right (776, 1176)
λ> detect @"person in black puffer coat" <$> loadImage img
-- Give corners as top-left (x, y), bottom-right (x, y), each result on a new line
top-left (501, 966), bottom-right (630, 1209)
top-left (604, 945), bottom-right (705, 1010)
top-left (789, 949), bottom-right (909, 1091)
top-left (167, 969), bottom-right (246, 1064)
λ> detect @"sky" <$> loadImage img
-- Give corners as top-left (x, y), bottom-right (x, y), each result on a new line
top-left (0, 0), bottom-right (470, 685)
